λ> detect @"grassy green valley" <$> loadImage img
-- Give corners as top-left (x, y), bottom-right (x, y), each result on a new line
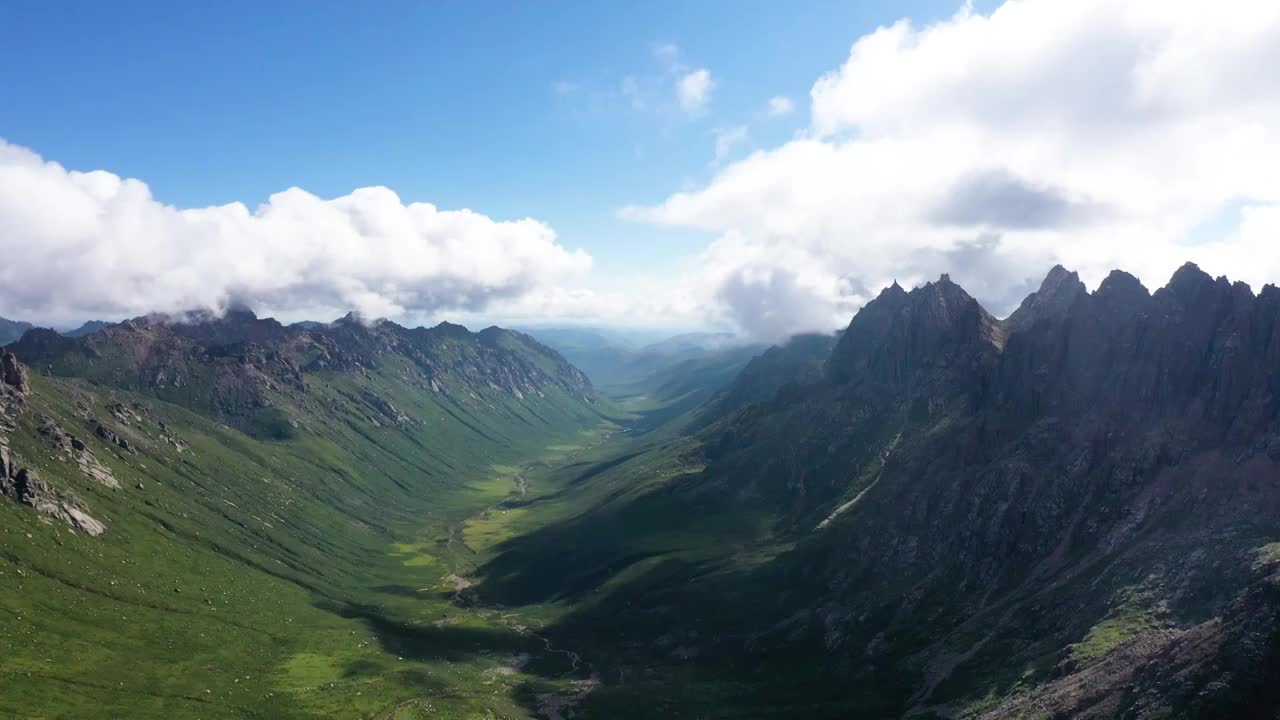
top-left (0, 317), bottom-right (634, 719)
top-left (6, 263), bottom-right (1280, 720)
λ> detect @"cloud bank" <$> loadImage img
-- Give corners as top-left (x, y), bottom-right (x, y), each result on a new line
top-left (0, 140), bottom-right (591, 326)
top-left (627, 0), bottom-right (1280, 340)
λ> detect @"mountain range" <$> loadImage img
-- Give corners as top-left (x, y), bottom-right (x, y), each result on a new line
top-left (2, 262), bottom-right (1278, 719)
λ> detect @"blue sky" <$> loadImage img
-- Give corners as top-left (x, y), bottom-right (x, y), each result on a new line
top-left (1, 0), bottom-right (972, 283)
top-left (2, 1), bottom-right (1277, 338)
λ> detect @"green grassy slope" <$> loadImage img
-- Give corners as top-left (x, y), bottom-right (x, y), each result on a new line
top-left (1, 330), bottom-right (620, 719)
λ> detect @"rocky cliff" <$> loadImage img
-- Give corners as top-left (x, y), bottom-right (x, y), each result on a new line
top-left (526, 262), bottom-right (1280, 719)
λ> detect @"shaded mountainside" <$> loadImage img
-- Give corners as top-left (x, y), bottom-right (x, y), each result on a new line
top-left (470, 263), bottom-right (1280, 719)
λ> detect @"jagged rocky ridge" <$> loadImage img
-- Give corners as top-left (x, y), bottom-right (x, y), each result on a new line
top-left (8, 309), bottom-right (593, 435)
top-left (547, 262), bottom-right (1280, 718)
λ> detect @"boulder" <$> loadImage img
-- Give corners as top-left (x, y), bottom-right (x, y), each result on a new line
top-left (1, 350), bottom-right (29, 393)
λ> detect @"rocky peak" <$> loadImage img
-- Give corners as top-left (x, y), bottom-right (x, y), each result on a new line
top-left (1094, 269), bottom-right (1150, 306)
top-left (1163, 261), bottom-right (1216, 305)
top-left (1004, 264), bottom-right (1088, 334)
top-left (333, 311), bottom-right (368, 327)
top-left (431, 321), bottom-right (474, 340)
top-left (166, 305), bottom-right (295, 347)
top-left (826, 274), bottom-right (999, 397)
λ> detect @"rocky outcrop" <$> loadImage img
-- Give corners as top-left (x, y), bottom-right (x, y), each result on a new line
top-left (0, 352), bottom-right (107, 536)
top-left (37, 418), bottom-right (120, 488)
top-left (0, 348), bottom-right (30, 467)
top-left (3, 467), bottom-right (107, 536)
top-left (2, 349), bottom-right (30, 393)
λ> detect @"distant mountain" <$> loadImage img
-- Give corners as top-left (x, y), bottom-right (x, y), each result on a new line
top-left (62, 320), bottom-right (112, 337)
top-left (526, 326), bottom-right (757, 391)
top-left (10, 308), bottom-right (594, 438)
top-left (516, 326), bottom-right (638, 352)
top-left (637, 331), bottom-right (740, 355)
top-left (477, 262), bottom-right (1280, 718)
top-left (0, 316), bottom-right (33, 345)
top-left (612, 342), bottom-right (766, 432)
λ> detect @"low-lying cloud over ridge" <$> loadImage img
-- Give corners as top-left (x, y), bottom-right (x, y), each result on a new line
top-left (0, 140), bottom-right (591, 326)
top-left (627, 0), bottom-right (1280, 341)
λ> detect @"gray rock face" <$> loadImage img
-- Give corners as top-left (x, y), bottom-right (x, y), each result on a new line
top-left (9, 468), bottom-right (107, 536)
top-left (1, 349), bottom-right (30, 394)
top-left (0, 350), bottom-right (27, 486)
top-left (0, 352), bottom-right (107, 536)
top-left (36, 417), bottom-right (120, 488)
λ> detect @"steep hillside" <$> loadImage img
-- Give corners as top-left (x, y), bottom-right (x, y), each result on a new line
top-left (468, 263), bottom-right (1280, 719)
top-left (0, 312), bottom-right (612, 719)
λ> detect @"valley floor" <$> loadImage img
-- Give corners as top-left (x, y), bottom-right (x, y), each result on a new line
top-left (3, 425), bottom-right (622, 720)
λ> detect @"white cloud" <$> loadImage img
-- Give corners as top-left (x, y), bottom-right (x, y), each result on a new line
top-left (627, 0), bottom-right (1280, 340)
top-left (677, 69), bottom-right (714, 115)
top-left (712, 126), bottom-right (750, 166)
top-left (767, 96), bottom-right (795, 116)
top-left (448, 275), bottom-right (707, 332)
top-left (0, 140), bottom-right (592, 326)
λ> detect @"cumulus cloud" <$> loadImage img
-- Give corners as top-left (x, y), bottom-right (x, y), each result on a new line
top-left (0, 140), bottom-right (591, 326)
top-left (712, 126), bottom-right (750, 166)
top-left (767, 96), bottom-right (795, 116)
top-left (928, 170), bottom-right (1105, 229)
top-left (626, 0), bottom-right (1280, 340)
top-left (678, 69), bottom-right (714, 115)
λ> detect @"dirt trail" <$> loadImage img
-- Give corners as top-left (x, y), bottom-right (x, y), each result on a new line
top-left (816, 432), bottom-right (901, 530)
